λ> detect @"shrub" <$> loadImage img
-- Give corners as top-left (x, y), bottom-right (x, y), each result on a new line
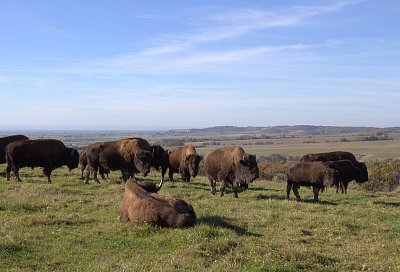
top-left (259, 162), bottom-right (288, 181)
top-left (362, 160), bottom-right (400, 192)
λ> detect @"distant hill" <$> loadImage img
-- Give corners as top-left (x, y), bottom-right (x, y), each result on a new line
top-left (159, 125), bottom-right (400, 136)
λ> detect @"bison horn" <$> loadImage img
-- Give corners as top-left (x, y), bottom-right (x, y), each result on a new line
top-left (156, 178), bottom-right (164, 192)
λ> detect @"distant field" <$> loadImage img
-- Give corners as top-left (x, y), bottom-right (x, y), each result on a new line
top-left (196, 140), bottom-right (400, 161)
top-left (1, 167), bottom-right (399, 271)
top-left (3, 131), bottom-right (398, 161)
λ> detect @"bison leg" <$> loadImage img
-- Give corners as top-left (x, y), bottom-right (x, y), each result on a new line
top-left (208, 178), bottom-right (216, 195)
top-left (220, 181), bottom-right (227, 197)
top-left (232, 184), bottom-right (239, 198)
top-left (312, 186), bottom-right (320, 203)
top-left (286, 181), bottom-right (293, 200)
top-left (292, 183), bottom-right (301, 201)
top-left (13, 167), bottom-right (23, 182)
top-left (92, 167), bottom-right (101, 184)
top-left (161, 165), bottom-right (168, 182)
top-left (168, 167), bottom-right (175, 182)
top-left (84, 166), bottom-right (91, 184)
top-left (43, 168), bottom-right (53, 184)
top-left (81, 165), bottom-right (86, 180)
top-left (343, 182), bottom-right (349, 194)
top-left (6, 165), bottom-right (11, 181)
top-left (121, 170), bottom-right (130, 182)
top-left (99, 166), bottom-right (108, 181)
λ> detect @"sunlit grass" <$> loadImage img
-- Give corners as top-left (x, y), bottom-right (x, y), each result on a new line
top-left (1, 166), bottom-right (399, 271)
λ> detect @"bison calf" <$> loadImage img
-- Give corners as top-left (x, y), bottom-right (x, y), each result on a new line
top-left (286, 161), bottom-right (337, 202)
top-left (119, 178), bottom-right (196, 228)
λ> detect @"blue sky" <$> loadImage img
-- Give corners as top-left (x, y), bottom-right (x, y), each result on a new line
top-left (0, 0), bottom-right (399, 130)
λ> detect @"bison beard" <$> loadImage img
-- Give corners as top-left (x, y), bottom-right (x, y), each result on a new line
top-left (119, 179), bottom-right (196, 228)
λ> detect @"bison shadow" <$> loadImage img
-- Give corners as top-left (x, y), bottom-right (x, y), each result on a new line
top-left (373, 201), bottom-right (400, 207)
top-left (198, 215), bottom-right (263, 237)
top-left (247, 186), bottom-right (281, 192)
top-left (302, 199), bottom-right (337, 206)
top-left (256, 194), bottom-right (337, 205)
top-left (256, 193), bottom-right (287, 201)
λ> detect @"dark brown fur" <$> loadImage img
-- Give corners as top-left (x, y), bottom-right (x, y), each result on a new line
top-left (119, 178), bottom-right (196, 228)
top-left (136, 180), bottom-right (164, 193)
top-left (286, 161), bottom-right (337, 202)
top-left (5, 139), bottom-right (79, 183)
top-left (204, 146), bottom-right (259, 198)
top-left (301, 151), bottom-right (368, 193)
top-left (161, 145), bottom-right (201, 182)
top-left (79, 148), bottom-right (109, 180)
top-left (0, 135), bottom-right (29, 164)
top-left (323, 160), bottom-right (368, 194)
top-left (85, 138), bottom-right (153, 184)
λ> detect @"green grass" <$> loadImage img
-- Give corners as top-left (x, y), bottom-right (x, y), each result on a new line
top-left (1, 167), bottom-right (400, 271)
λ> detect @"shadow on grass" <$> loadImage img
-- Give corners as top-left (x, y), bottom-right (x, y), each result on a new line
top-left (256, 193), bottom-right (287, 201)
top-left (302, 199), bottom-right (337, 206)
top-left (198, 215), bottom-right (263, 237)
top-left (247, 186), bottom-right (281, 192)
top-left (373, 201), bottom-right (400, 207)
top-left (256, 193), bottom-right (337, 205)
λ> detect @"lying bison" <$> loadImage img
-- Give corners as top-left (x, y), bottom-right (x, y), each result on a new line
top-left (161, 144), bottom-right (201, 182)
top-left (286, 161), bottom-right (337, 202)
top-left (85, 138), bottom-right (153, 184)
top-left (204, 146), bottom-right (259, 198)
top-left (301, 151), bottom-right (368, 193)
top-left (0, 135), bottom-right (29, 164)
top-left (5, 139), bottom-right (79, 183)
top-left (119, 178), bottom-right (196, 228)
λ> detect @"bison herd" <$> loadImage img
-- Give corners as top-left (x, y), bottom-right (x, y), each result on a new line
top-left (1, 134), bottom-right (369, 228)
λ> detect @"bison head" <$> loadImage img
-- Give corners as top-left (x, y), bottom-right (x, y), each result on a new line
top-left (180, 154), bottom-right (202, 181)
top-left (323, 167), bottom-right (338, 187)
top-left (357, 162), bottom-right (368, 183)
top-left (134, 150), bottom-right (153, 177)
top-left (234, 154), bottom-right (259, 185)
top-left (65, 148), bottom-right (79, 170)
top-left (150, 145), bottom-right (166, 171)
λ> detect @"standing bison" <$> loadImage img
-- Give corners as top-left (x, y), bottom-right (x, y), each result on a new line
top-left (79, 147), bottom-right (109, 180)
top-left (204, 146), bottom-right (259, 198)
top-left (161, 144), bottom-right (201, 182)
top-left (324, 160), bottom-right (368, 194)
top-left (5, 139), bottom-right (79, 183)
top-left (85, 138), bottom-right (153, 184)
top-left (301, 151), bottom-right (368, 193)
top-left (286, 161), bottom-right (337, 202)
top-left (119, 178), bottom-right (196, 228)
top-left (0, 135), bottom-right (29, 164)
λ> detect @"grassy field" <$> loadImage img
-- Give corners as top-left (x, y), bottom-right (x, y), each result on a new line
top-left (1, 166), bottom-right (399, 271)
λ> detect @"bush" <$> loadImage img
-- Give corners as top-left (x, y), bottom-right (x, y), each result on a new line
top-left (259, 162), bottom-right (288, 181)
top-left (362, 160), bottom-right (400, 192)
